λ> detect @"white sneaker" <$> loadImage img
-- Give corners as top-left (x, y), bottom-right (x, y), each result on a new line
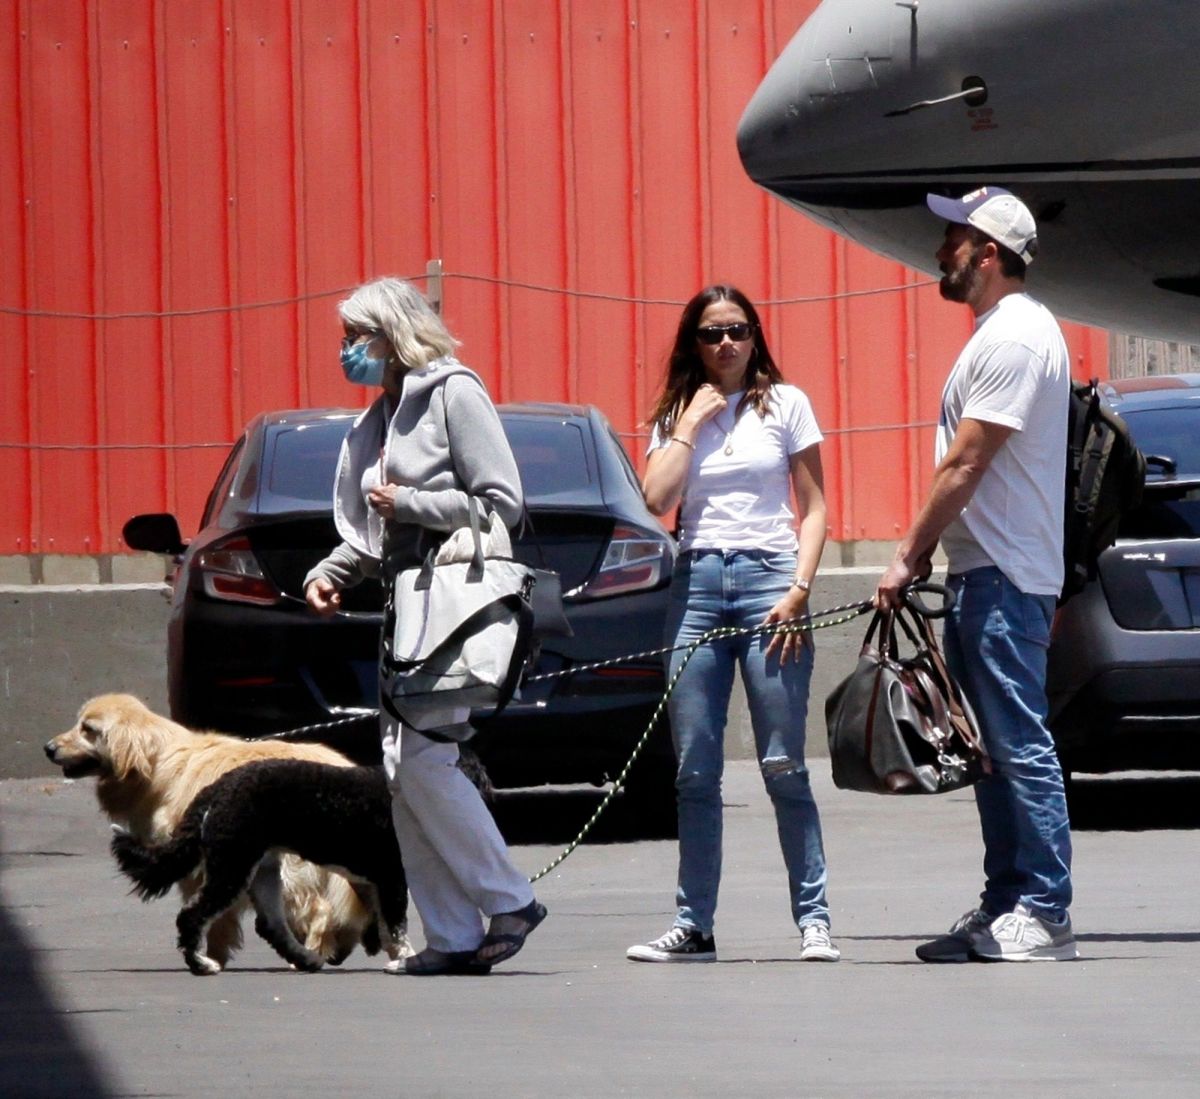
top-left (799, 922), bottom-right (841, 962)
top-left (915, 908), bottom-right (993, 963)
top-left (970, 904), bottom-right (1078, 962)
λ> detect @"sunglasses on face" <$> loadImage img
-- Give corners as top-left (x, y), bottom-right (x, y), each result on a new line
top-left (696, 323), bottom-right (754, 345)
top-left (340, 328), bottom-right (382, 349)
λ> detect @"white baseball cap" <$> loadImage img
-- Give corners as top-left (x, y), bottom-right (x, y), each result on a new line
top-left (926, 186), bottom-right (1038, 265)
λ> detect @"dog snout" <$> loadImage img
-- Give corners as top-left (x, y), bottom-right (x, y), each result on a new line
top-left (44, 739), bottom-right (59, 761)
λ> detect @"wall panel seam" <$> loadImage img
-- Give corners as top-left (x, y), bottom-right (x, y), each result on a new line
top-left (558, 3), bottom-right (576, 405)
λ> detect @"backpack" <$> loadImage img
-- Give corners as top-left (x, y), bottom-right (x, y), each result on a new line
top-left (1060, 378), bottom-right (1146, 604)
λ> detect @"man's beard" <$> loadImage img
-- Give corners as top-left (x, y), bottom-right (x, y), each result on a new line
top-left (938, 250), bottom-right (983, 303)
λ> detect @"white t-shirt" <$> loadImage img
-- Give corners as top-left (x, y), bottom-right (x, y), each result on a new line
top-left (937, 292), bottom-right (1069, 595)
top-left (649, 384), bottom-right (823, 553)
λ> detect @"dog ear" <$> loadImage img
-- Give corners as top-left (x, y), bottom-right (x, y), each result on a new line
top-left (104, 703), bottom-right (163, 782)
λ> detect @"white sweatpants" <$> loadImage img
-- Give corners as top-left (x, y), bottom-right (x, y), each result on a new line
top-left (381, 713), bottom-right (533, 953)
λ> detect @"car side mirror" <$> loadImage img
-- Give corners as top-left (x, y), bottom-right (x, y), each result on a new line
top-left (123, 513), bottom-right (186, 556)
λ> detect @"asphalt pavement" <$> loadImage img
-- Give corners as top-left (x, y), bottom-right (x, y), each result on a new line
top-left (2, 761), bottom-right (1199, 1098)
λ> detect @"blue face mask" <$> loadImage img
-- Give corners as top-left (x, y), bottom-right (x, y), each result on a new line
top-left (340, 339), bottom-right (388, 387)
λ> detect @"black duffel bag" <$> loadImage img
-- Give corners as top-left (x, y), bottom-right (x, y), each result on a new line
top-left (825, 584), bottom-right (990, 795)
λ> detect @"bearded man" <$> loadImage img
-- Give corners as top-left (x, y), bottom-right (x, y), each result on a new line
top-left (875, 187), bottom-right (1077, 963)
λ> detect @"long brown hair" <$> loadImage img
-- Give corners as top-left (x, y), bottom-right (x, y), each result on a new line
top-left (647, 284), bottom-right (784, 437)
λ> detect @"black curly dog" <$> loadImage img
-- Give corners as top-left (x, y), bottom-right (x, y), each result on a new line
top-left (111, 760), bottom-right (409, 976)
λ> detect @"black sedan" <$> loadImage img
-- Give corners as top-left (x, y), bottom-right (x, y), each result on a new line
top-left (1048, 374), bottom-right (1200, 774)
top-left (124, 403), bottom-right (677, 819)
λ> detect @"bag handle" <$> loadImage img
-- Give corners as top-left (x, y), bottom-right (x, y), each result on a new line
top-left (861, 607), bottom-right (900, 661)
top-left (899, 603), bottom-right (989, 763)
top-left (902, 581), bottom-right (956, 619)
top-left (414, 497), bottom-right (489, 591)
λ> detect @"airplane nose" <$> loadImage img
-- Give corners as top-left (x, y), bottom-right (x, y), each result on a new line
top-left (738, 1), bottom-right (911, 190)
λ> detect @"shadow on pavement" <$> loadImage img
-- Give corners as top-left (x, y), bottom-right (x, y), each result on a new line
top-left (490, 787), bottom-right (676, 846)
top-left (0, 828), bottom-right (117, 1099)
top-left (1076, 931), bottom-right (1200, 943)
top-left (1066, 773), bottom-right (1200, 831)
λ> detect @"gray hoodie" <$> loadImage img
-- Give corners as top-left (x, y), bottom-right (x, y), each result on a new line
top-left (305, 356), bottom-right (523, 592)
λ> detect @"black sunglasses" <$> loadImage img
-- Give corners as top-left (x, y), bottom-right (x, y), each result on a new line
top-left (696, 322), bottom-right (754, 345)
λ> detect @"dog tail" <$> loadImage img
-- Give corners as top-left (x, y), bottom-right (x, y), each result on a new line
top-left (110, 806), bottom-right (207, 901)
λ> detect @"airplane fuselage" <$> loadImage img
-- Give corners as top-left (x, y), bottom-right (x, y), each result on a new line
top-left (738, 0), bottom-right (1200, 341)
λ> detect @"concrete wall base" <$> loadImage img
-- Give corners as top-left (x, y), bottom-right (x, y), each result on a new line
top-left (0, 584), bottom-right (172, 778)
top-left (1, 568), bottom-right (902, 780)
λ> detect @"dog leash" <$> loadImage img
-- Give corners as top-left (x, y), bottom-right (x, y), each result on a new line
top-left (256, 599), bottom-right (874, 882)
top-left (258, 598), bottom-right (873, 743)
top-left (525, 599), bottom-right (872, 882)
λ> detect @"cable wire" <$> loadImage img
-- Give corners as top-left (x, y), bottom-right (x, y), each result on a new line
top-left (0, 271), bottom-right (934, 321)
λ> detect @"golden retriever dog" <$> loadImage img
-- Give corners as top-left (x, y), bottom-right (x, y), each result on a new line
top-left (44, 693), bottom-right (404, 972)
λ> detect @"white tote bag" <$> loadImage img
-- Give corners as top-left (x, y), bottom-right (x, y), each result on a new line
top-left (381, 501), bottom-right (536, 739)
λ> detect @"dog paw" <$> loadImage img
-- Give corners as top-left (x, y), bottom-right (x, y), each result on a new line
top-left (383, 957), bottom-right (405, 974)
top-left (185, 953), bottom-right (223, 976)
top-left (384, 920), bottom-right (416, 962)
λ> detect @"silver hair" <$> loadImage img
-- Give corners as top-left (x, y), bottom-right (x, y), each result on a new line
top-left (338, 277), bottom-right (459, 369)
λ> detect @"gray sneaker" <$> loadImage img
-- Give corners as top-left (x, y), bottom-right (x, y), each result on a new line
top-left (970, 904), bottom-right (1078, 962)
top-left (915, 908), bottom-right (993, 963)
top-left (627, 926), bottom-right (716, 963)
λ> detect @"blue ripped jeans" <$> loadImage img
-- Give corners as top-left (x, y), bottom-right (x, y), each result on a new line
top-left (943, 567), bottom-right (1073, 923)
top-left (665, 549), bottom-right (831, 933)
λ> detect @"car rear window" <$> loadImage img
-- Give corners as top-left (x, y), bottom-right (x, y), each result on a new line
top-left (263, 420), bottom-right (351, 510)
top-left (257, 414), bottom-right (598, 513)
top-left (1123, 407), bottom-right (1200, 479)
top-left (1118, 406), bottom-right (1200, 538)
top-left (1120, 482), bottom-right (1200, 539)
top-left (502, 418), bottom-right (595, 500)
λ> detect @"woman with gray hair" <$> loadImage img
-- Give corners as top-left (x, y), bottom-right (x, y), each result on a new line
top-left (305, 277), bottom-right (546, 975)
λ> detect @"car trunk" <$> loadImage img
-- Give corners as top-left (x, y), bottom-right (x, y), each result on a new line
top-left (1099, 539), bottom-right (1200, 629)
top-left (1100, 480), bottom-right (1200, 629)
top-left (245, 510), bottom-right (616, 607)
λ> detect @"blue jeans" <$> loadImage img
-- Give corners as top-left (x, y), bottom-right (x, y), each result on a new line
top-left (665, 549), bottom-right (830, 933)
top-left (943, 567), bottom-right (1073, 923)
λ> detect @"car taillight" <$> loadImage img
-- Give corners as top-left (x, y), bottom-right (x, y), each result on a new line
top-left (576, 525), bottom-right (671, 599)
top-left (195, 536), bottom-right (282, 606)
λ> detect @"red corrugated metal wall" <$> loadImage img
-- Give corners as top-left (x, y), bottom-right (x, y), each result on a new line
top-left (0, 0), bottom-right (1108, 556)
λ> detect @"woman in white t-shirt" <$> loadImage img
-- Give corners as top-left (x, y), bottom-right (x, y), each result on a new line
top-left (625, 285), bottom-right (839, 964)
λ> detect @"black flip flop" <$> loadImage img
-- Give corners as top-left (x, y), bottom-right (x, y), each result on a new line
top-left (475, 900), bottom-right (548, 966)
